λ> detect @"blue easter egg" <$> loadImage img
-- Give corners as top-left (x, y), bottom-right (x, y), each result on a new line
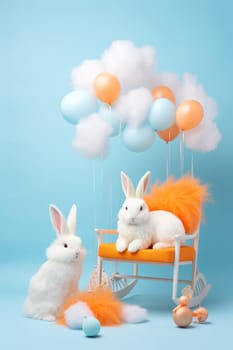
top-left (82, 317), bottom-right (101, 337)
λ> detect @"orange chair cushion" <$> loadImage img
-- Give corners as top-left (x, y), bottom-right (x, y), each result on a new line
top-left (98, 243), bottom-right (195, 263)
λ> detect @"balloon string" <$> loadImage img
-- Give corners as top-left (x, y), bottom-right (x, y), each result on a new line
top-left (120, 118), bottom-right (123, 135)
top-left (180, 131), bottom-right (185, 176)
top-left (92, 160), bottom-right (97, 228)
top-left (191, 152), bottom-right (194, 177)
top-left (106, 103), bottom-right (111, 110)
top-left (109, 155), bottom-right (113, 229)
top-left (100, 157), bottom-right (104, 227)
top-left (166, 141), bottom-right (171, 179)
top-left (166, 130), bottom-right (171, 179)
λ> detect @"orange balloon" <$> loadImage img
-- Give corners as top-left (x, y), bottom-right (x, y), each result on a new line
top-left (93, 72), bottom-right (121, 105)
top-left (157, 123), bottom-right (180, 143)
top-left (176, 100), bottom-right (204, 131)
top-left (151, 86), bottom-right (176, 104)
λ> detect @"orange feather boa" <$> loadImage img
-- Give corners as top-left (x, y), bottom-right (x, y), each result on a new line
top-left (57, 288), bottom-right (123, 327)
top-left (144, 176), bottom-right (209, 233)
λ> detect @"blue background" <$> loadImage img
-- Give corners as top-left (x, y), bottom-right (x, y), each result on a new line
top-left (1, 0), bottom-right (232, 349)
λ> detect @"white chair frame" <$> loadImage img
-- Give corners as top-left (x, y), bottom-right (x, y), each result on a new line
top-left (95, 227), bottom-right (210, 307)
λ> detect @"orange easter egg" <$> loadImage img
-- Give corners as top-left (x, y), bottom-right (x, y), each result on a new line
top-left (193, 307), bottom-right (208, 323)
top-left (173, 306), bottom-right (193, 328)
top-left (179, 296), bottom-right (190, 307)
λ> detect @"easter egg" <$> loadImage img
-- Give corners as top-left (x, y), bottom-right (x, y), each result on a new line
top-left (179, 296), bottom-right (190, 307)
top-left (194, 307), bottom-right (208, 323)
top-left (173, 306), bottom-right (193, 328)
top-left (82, 317), bottom-right (101, 337)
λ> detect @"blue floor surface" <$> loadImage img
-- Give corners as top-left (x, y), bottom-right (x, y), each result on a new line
top-left (1, 262), bottom-right (232, 350)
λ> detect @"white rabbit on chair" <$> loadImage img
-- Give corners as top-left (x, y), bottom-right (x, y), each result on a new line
top-left (116, 171), bottom-right (185, 253)
top-left (24, 204), bottom-right (86, 321)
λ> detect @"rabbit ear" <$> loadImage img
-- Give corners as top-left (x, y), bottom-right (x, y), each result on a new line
top-left (49, 205), bottom-right (69, 236)
top-left (136, 171), bottom-right (151, 198)
top-left (67, 204), bottom-right (77, 235)
top-left (121, 171), bottom-right (135, 198)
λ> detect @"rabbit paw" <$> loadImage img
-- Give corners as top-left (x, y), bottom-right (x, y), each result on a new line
top-left (42, 314), bottom-right (56, 321)
top-left (153, 242), bottom-right (172, 249)
top-left (116, 239), bottom-right (128, 253)
top-left (128, 239), bottom-right (143, 253)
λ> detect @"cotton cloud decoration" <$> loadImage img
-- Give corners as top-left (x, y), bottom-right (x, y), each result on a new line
top-left (72, 41), bottom-right (156, 94)
top-left (155, 72), bottom-right (182, 102)
top-left (72, 114), bottom-right (112, 158)
top-left (101, 41), bottom-right (157, 93)
top-left (184, 120), bottom-right (221, 152)
top-left (177, 74), bottom-right (221, 151)
top-left (115, 87), bottom-right (153, 127)
top-left (64, 40), bottom-right (221, 157)
top-left (71, 60), bottom-right (104, 92)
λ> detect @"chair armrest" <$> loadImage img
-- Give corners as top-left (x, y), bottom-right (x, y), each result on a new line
top-left (95, 228), bottom-right (118, 245)
top-left (95, 228), bottom-right (118, 235)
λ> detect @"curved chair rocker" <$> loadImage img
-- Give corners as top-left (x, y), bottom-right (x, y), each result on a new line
top-left (95, 227), bottom-right (210, 307)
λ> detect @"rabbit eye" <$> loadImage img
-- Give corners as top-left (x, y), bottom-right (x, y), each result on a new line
top-left (140, 206), bottom-right (143, 211)
top-left (125, 206), bottom-right (128, 210)
top-left (64, 243), bottom-right (68, 248)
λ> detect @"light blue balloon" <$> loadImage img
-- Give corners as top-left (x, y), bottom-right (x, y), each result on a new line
top-left (60, 90), bottom-right (97, 125)
top-left (148, 98), bottom-right (175, 131)
top-left (82, 317), bottom-right (101, 337)
top-left (99, 106), bottom-right (121, 137)
top-left (123, 124), bottom-right (155, 152)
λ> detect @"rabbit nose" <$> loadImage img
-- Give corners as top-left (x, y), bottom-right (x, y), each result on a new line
top-left (75, 252), bottom-right (79, 259)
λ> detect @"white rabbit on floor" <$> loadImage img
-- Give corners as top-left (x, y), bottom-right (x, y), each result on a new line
top-left (24, 204), bottom-right (86, 321)
top-left (116, 171), bottom-right (185, 253)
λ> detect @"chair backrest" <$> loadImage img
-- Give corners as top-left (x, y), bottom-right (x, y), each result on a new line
top-left (193, 225), bottom-right (200, 255)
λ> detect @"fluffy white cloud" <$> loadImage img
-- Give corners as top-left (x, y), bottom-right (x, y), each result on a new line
top-left (114, 87), bottom-right (153, 127)
top-left (177, 74), bottom-right (220, 151)
top-left (71, 60), bottom-right (104, 92)
top-left (177, 74), bottom-right (218, 119)
top-left (72, 114), bottom-right (112, 158)
top-left (155, 72), bottom-right (182, 104)
top-left (69, 41), bottom-right (221, 154)
top-left (184, 120), bottom-right (221, 152)
top-left (101, 40), bottom-right (157, 93)
top-left (71, 41), bottom-right (157, 94)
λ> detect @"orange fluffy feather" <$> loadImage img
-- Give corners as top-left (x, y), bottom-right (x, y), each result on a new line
top-left (144, 176), bottom-right (209, 233)
top-left (57, 288), bottom-right (123, 326)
